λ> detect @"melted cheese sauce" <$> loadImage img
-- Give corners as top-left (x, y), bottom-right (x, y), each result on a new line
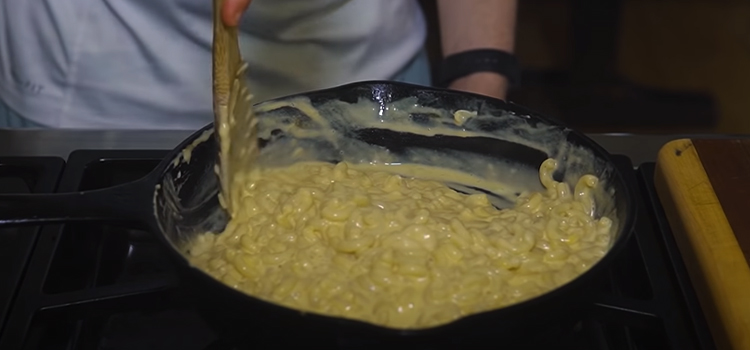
top-left (188, 158), bottom-right (612, 329)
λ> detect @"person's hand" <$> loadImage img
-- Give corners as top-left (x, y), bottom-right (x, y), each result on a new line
top-left (448, 72), bottom-right (509, 101)
top-left (222, 0), bottom-right (252, 27)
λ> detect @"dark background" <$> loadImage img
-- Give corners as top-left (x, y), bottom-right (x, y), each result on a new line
top-left (418, 0), bottom-right (749, 135)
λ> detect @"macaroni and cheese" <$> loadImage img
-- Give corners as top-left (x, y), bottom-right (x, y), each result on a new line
top-left (188, 158), bottom-right (612, 329)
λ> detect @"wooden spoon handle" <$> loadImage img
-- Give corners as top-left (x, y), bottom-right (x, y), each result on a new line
top-left (211, 0), bottom-right (258, 215)
top-left (212, 0), bottom-right (241, 108)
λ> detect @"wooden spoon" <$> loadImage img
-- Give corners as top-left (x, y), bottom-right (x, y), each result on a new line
top-left (212, 0), bottom-right (258, 215)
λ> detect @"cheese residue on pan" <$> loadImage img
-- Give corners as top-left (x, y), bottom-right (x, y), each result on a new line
top-left (187, 158), bottom-right (612, 329)
top-left (453, 109), bottom-right (477, 126)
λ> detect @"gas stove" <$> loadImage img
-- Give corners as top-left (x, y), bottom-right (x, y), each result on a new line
top-left (0, 150), bottom-right (716, 349)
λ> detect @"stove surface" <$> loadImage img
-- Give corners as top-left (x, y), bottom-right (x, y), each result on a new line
top-left (0, 151), bottom-right (716, 349)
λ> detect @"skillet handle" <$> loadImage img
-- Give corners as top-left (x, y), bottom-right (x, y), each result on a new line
top-left (0, 176), bottom-right (153, 229)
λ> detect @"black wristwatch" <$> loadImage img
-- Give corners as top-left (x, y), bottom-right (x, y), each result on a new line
top-left (438, 49), bottom-right (521, 88)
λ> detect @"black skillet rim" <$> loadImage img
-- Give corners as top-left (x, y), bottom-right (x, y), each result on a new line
top-left (149, 80), bottom-right (637, 336)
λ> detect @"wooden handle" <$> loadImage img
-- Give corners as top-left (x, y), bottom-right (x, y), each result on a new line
top-left (654, 139), bottom-right (750, 350)
top-left (212, 0), bottom-right (242, 108)
top-left (211, 0), bottom-right (258, 216)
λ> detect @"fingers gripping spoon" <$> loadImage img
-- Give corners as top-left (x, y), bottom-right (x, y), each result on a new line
top-left (212, 0), bottom-right (258, 216)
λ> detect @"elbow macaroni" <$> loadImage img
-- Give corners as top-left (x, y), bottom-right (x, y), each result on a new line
top-left (188, 158), bottom-right (613, 329)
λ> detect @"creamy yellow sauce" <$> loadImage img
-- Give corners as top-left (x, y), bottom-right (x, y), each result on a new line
top-left (188, 158), bottom-right (612, 329)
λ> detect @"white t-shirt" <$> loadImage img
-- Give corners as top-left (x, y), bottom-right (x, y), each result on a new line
top-left (0, 0), bottom-right (426, 129)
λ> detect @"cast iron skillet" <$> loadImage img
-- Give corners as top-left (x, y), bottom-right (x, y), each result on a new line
top-left (0, 81), bottom-right (635, 347)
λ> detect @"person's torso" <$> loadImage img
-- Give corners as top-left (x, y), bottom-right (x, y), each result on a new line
top-left (0, 0), bottom-right (425, 129)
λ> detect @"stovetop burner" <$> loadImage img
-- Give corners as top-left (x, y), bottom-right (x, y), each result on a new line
top-left (0, 151), bottom-right (716, 349)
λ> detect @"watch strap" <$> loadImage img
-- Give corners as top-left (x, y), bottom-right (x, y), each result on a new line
top-left (438, 49), bottom-right (521, 88)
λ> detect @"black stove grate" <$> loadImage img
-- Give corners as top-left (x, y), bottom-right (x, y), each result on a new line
top-left (0, 157), bottom-right (65, 338)
top-left (0, 151), bottom-right (716, 350)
